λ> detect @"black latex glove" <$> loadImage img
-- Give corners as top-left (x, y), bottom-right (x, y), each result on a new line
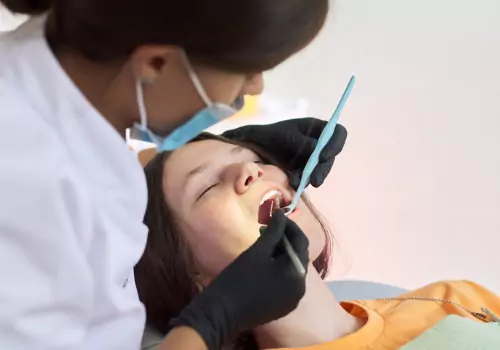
top-left (222, 117), bottom-right (347, 189)
top-left (169, 211), bottom-right (309, 350)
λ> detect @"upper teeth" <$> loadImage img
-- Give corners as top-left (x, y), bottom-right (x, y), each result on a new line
top-left (260, 190), bottom-right (282, 204)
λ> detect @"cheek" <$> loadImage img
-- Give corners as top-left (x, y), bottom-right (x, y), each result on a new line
top-left (146, 75), bottom-right (203, 130)
top-left (293, 204), bottom-right (326, 260)
top-left (263, 166), bottom-right (289, 183)
top-left (181, 196), bottom-right (261, 277)
top-left (242, 74), bottom-right (264, 96)
top-left (196, 70), bottom-right (244, 105)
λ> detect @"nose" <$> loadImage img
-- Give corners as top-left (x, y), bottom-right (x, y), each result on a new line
top-left (242, 73), bottom-right (264, 96)
top-left (233, 162), bottom-right (264, 194)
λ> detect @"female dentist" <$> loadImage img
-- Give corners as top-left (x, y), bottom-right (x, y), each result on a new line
top-left (0, 1), bottom-right (347, 349)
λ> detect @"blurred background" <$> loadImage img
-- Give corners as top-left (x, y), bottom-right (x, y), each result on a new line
top-left (3, 0), bottom-right (499, 291)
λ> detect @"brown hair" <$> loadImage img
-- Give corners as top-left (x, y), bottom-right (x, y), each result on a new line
top-left (134, 133), bottom-right (333, 349)
top-left (3, 0), bottom-right (328, 73)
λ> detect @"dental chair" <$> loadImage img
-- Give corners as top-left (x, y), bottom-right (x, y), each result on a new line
top-left (141, 280), bottom-right (408, 349)
top-left (327, 279), bottom-right (408, 301)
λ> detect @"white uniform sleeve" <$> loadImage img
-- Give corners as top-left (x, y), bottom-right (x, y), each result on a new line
top-left (0, 122), bottom-right (94, 348)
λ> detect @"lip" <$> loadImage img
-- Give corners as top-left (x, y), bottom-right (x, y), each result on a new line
top-left (258, 186), bottom-right (293, 207)
top-left (256, 185), bottom-right (298, 223)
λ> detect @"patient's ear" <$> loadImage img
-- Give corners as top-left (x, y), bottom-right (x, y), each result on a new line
top-left (138, 147), bottom-right (158, 168)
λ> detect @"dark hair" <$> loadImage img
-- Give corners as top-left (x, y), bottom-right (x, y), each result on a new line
top-left (2, 0), bottom-right (48, 14)
top-left (2, 0), bottom-right (328, 72)
top-left (134, 133), bottom-right (333, 349)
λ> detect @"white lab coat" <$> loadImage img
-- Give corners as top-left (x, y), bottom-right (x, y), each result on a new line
top-left (0, 16), bottom-right (149, 349)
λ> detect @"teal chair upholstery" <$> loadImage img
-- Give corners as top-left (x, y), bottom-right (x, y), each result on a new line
top-left (328, 280), bottom-right (408, 301)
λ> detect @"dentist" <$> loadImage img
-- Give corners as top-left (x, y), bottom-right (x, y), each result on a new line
top-left (0, 1), bottom-right (347, 349)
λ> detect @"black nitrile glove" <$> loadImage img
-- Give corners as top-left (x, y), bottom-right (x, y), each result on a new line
top-left (222, 117), bottom-right (347, 189)
top-left (170, 211), bottom-right (309, 350)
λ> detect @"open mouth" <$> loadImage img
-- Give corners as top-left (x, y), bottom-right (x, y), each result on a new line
top-left (258, 190), bottom-right (294, 225)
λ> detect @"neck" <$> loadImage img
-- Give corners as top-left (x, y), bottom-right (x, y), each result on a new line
top-left (253, 266), bottom-right (364, 349)
top-left (55, 49), bottom-right (134, 137)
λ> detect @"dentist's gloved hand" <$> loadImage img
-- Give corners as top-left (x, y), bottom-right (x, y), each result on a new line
top-left (222, 117), bottom-right (347, 189)
top-left (170, 211), bottom-right (309, 350)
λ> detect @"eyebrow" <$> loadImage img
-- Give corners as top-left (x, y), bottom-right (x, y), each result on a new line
top-left (230, 145), bottom-right (244, 155)
top-left (183, 145), bottom-right (244, 188)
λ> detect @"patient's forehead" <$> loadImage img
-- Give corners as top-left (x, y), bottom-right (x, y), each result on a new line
top-left (167, 140), bottom-right (235, 170)
top-left (163, 139), bottom-right (252, 186)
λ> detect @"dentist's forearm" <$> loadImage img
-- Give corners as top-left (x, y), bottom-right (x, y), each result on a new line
top-left (159, 326), bottom-right (207, 350)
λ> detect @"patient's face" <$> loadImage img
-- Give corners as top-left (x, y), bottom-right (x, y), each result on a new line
top-left (163, 140), bottom-right (326, 281)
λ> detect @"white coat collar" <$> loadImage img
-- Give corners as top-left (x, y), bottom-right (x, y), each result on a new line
top-left (4, 15), bottom-right (147, 214)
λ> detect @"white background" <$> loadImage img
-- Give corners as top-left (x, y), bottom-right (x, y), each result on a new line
top-left (262, 0), bottom-right (500, 291)
top-left (2, 0), bottom-right (499, 292)
top-left (0, 5), bottom-right (25, 31)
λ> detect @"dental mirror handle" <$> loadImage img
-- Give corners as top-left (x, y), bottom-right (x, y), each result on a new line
top-left (282, 236), bottom-right (306, 277)
top-left (285, 75), bottom-right (356, 214)
top-left (259, 226), bottom-right (306, 277)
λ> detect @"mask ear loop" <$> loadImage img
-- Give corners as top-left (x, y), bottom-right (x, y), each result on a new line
top-left (180, 50), bottom-right (213, 107)
top-left (135, 78), bottom-right (163, 145)
top-left (135, 79), bottom-right (149, 131)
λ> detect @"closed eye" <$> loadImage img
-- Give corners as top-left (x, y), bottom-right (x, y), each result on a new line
top-left (197, 183), bottom-right (219, 200)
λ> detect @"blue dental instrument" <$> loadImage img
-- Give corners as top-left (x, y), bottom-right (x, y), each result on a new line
top-left (282, 75), bottom-right (356, 215)
top-left (260, 76), bottom-right (356, 278)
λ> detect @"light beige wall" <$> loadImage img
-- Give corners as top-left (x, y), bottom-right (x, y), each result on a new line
top-left (263, 0), bottom-right (500, 291)
top-left (0, 4), bottom-right (26, 31)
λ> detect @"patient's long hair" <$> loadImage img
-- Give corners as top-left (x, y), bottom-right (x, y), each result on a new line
top-left (134, 133), bottom-right (333, 350)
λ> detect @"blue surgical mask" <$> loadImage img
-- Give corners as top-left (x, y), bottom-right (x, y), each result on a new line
top-left (129, 51), bottom-right (244, 151)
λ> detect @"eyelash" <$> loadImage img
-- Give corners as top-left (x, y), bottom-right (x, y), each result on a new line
top-left (197, 160), bottom-right (262, 200)
top-left (198, 183), bottom-right (219, 200)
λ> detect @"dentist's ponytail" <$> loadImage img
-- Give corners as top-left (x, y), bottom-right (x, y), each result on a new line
top-left (1, 0), bottom-right (50, 15)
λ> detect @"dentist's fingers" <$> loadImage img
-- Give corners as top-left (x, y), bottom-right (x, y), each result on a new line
top-left (310, 124), bottom-right (347, 187)
top-left (255, 210), bottom-right (287, 256)
top-left (288, 170), bottom-right (303, 190)
top-left (281, 215), bottom-right (310, 267)
top-left (318, 124), bottom-right (347, 162)
top-left (309, 160), bottom-right (333, 187)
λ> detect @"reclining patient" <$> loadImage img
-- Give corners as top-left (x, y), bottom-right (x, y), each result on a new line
top-left (135, 133), bottom-right (500, 350)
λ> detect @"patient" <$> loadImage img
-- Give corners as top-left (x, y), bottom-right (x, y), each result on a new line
top-left (135, 133), bottom-right (500, 350)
